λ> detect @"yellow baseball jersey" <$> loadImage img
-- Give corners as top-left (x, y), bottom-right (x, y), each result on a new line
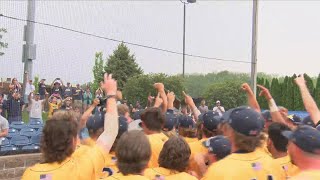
top-left (147, 133), bottom-right (169, 168)
top-left (273, 155), bottom-right (299, 179)
top-left (184, 137), bottom-right (199, 143)
top-left (81, 137), bottom-right (96, 147)
top-left (22, 145), bottom-right (107, 180)
top-left (103, 173), bottom-right (149, 180)
top-left (100, 152), bottom-right (119, 178)
top-left (202, 149), bottom-right (286, 180)
top-left (289, 170), bottom-right (320, 180)
top-left (188, 138), bottom-right (208, 175)
top-left (48, 102), bottom-right (61, 119)
top-left (144, 167), bottom-right (197, 180)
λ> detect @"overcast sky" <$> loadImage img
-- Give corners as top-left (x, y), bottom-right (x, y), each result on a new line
top-left (1, 0), bottom-right (320, 84)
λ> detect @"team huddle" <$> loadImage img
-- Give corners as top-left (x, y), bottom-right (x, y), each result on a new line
top-left (21, 73), bottom-right (320, 180)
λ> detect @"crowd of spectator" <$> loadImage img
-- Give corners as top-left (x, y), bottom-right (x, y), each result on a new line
top-left (0, 72), bottom-right (319, 180)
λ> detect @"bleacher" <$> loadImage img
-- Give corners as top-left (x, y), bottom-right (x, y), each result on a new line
top-left (0, 120), bottom-right (43, 156)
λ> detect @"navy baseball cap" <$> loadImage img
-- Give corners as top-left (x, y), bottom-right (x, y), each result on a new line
top-left (202, 135), bottom-right (231, 159)
top-left (222, 106), bottom-right (264, 136)
top-left (179, 115), bottom-right (195, 128)
top-left (133, 110), bottom-right (144, 120)
top-left (261, 110), bottom-right (272, 122)
top-left (287, 114), bottom-right (302, 125)
top-left (302, 115), bottom-right (316, 127)
top-left (282, 125), bottom-right (320, 155)
top-left (86, 113), bottom-right (104, 132)
top-left (164, 112), bottom-right (178, 131)
top-left (198, 113), bottom-right (205, 122)
top-left (202, 111), bottom-right (221, 132)
top-left (118, 116), bottom-right (128, 138)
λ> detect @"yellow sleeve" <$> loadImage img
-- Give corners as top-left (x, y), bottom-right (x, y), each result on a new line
top-left (82, 137), bottom-right (96, 147)
top-left (76, 145), bottom-right (108, 179)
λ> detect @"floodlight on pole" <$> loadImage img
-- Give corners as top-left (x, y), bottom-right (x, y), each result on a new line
top-left (180, 0), bottom-right (196, 78)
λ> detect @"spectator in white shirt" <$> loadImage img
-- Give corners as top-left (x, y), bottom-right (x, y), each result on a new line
top-left (0, 105), bottom-right (9, 145)
top-left (28, 93), bottom-right (46, 124)
top-left (212, 100), bottom-right (225, 116)
top-left (25, 79), bottom-right (35, 109)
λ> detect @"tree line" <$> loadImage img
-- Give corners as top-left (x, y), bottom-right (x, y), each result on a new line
top-left (92, 43), bottom-right (319, 111)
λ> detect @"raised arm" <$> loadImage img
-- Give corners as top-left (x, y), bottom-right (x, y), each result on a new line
top-left (154, 83), bottom-right (167, 113)
top-left (96, 73), bottom-right (119, 153)
top-left (242, 83), bottom-right (261, 112)
top-left (167, 91), bottom-right (175, 110)
top-left (79, 98), bottom-right (99, 130)
top-left (153, 92), bottom-right (163, 108)
top-left (183, 91), bottom-right (200, 121)
top-left (257, 85), bottom-right (288, 126)
top-left (295, 75), bottom-right (320, 126)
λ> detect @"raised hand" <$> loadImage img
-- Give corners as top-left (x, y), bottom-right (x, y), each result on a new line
top-left (101, 73), bottom-right (117, 95)
top-left (294, 75), bottom-right (306, 87)
top-left (154, 92), bottom-right (163, 108)
top-left (167, 91), bottom-right (175, 103)
top-left (257, 84), bottom-right (272, 100)
top-left (154, 83), bottom-right (165, 92)
top-left (241, 83), bottom-right (252, 93)
top-left (182, 91), bottom-right (195, 108)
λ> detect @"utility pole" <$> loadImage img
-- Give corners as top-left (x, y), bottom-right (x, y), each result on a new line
top-left (250, 0), bottom-right (258, 96)
top-left (22, 0), bottom-right (36, 95)
top-left (182, 3), bottom-right (186, 78)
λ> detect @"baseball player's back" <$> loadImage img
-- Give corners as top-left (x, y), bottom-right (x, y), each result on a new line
top-left (202, 149), bottom-right (286, 180)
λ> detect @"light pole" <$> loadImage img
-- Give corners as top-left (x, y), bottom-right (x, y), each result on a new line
top-left (250, 0), bottom-right (258, 96)
top-left (180, 0), bottom-right (196, 78)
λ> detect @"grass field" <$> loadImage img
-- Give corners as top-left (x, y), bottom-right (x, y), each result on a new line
top-left (22, 111), bottom-right (48, 124)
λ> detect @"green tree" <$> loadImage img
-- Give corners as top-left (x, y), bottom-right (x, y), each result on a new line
top-left (256, 77), bottom-right (268, 109)
top-left (292, 74), bottom-right (303, 110)
top-left (304, 73), bottom-right (315, 96)
top-left (203, 81), bottom-right (247, 110)
top-left (33, 75), bottom-right (39, 93)
top-left (270, 78), bottom-right (282, 105)
top-left (280, 76), bottom-right (289, 108)
top-left (0, 28), bottom-right (8, 56)
top-left (104, 43), bottom-right (143, 90)
top-left (314, 74), bottom-right (320, 108)
top-left (122, 74), bottom-right (184, 107)
top-left (92, 52), bottom-right (105, 91)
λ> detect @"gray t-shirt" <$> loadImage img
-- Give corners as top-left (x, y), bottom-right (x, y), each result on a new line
top-left (29, 99), bottom-right (44, 119)
top-left (0, 115), bottom-right (9, 145)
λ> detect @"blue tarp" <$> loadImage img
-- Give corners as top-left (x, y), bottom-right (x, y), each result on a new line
top-left (287, 111), bottom-right (309, 119)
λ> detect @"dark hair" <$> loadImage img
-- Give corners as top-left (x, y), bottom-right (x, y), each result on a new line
top-left (41, 111), bottom-right (78, 163)
top-left (141, 107), bottom-right (165, 132)
top-left (158, 136), bottom-right (191, 172)
top-left (178, 127), bottom-right (197, 138)
top-left (268, 122), bottom-right (290, 152)
top-left (116, 130), bottom-right (151, 175)
top-left (202, 127), bottom-right (216, 138)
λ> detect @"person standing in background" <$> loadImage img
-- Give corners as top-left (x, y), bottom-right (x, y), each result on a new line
top-left (28, 93), bottom-right (47, 124)
top-left (212, 100), bottom-right (225, 116)
top-left (24, 72), bottom-right (35, 111)
top-left (73, 84), bottom-right (83, 111)
top-left (51, 78), bottom-right (64, 97)
top-left (0, 94), bottom-right (6, 117)
top-left (199, 99), bottom-right (209, 114)
top-left (63, 82), bottom-right (73, 98)
top-left (83, 88), bottom-right (92, 110)
top-left (3, 93), bottom-right (25, 123)
top-left (95, 88), bottom-right (103, 99)
top-left (8, 78), bottom-right (22, 97)
top-left (38, 79), bottom-right (47, 100)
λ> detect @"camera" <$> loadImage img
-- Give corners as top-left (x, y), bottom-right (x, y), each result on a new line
top-left (98, 98), bottom-right (107, 107)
